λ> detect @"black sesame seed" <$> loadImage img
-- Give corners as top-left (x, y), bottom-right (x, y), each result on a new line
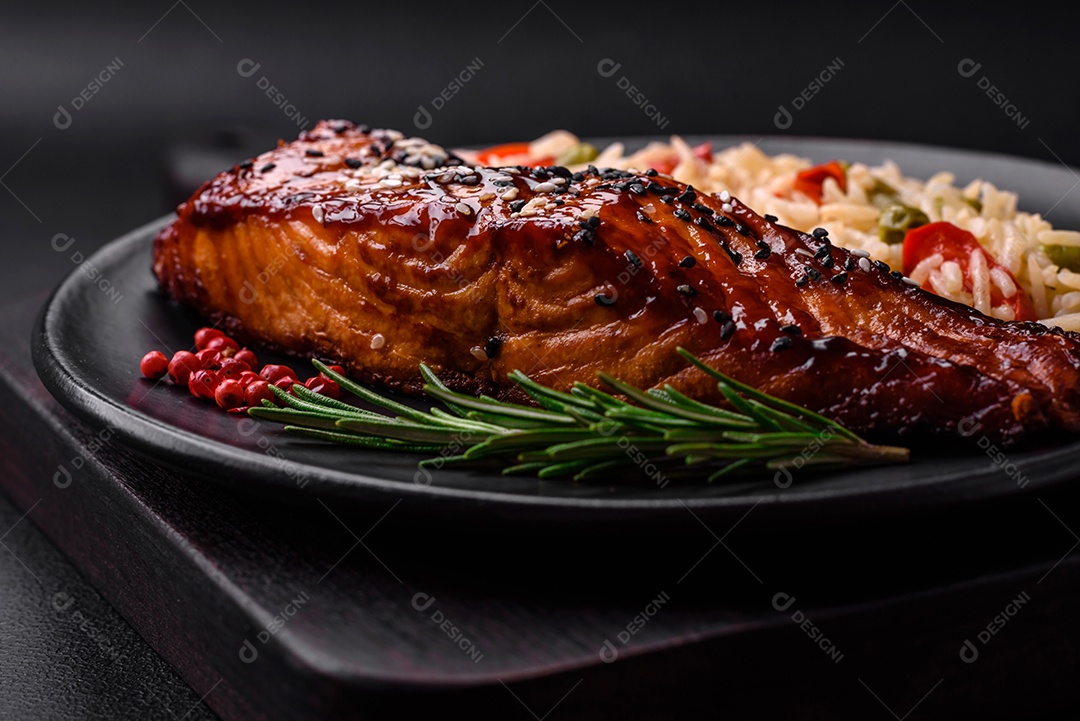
top-left (754, 248), bottom-right (771, 260)
top-left (625, 250), bottom-right (642, 267)
top-left (679, 255), bottom-right (697, 268)
top-left (844, 257), bottom-right (856, 271)
top-left (554, 199), bottom-right (565, 205)
top-left (344, 157), bottom-right (363, 169)
top-left (357, 124), bottom-right (371, 133)
top-left (586, 215), bottom-right (600, 229)
top-left (812, 227), bottom-right (829, 238)
top-left (676, 284), bottom-right (698, 297)
top-left (720, 320), bottom-right (736, 340)
top-left (714, 215), bottom-right (734, 227)
top-left (780, 324), bottom-right (802, 335)
top-left (713, 310), bottom-right (732, 323)
top-left (693, 216), bottom-right (713, 231)
top-left (550, 166), bottom-right (572, 178)
top-left (595, 293), bottom-right (616, 306)
top-left (771, 336), bottom-right (793, 352)
top-left (734, 223), bottom-right (750, 237)
top-left (485, 336), bottom-right (502, 358)
top-left (460, 175), bottom-right (480, 186)
top-left (238, 160), bottom-right (253, 169)
top-left (890, 270), bottom-right (904, 279)
top-left (647, 182), bottom-right (667, 194)
top-left (674, 208), bottom-right (692, 221)
top-left (831, 272), bottom-right (849, 284)
top-left (764, 214), bottom-right (778, 222)
top-left (333, 123), bottom-right (350, 133)
top-left (260, 163), bottom-right (276, 173)
top-left (636, 211), bottom-right (652, 223)
top-left (305, 149), bottom-right (325, 157)
top-left (573, 229), bottom-right (595, 245)
top-left (875, 260), bottom-right (891, 273)
top-left (629, 183), bottom-right (646, 196)
top-left (820, 254), bottom-right (834, 269)
top-left (645, 168), bottom-right (658, 177)
top-left (692, 203), bottom-right (714, 215)
top-left (796, 274), bottom-right (809, 287)
top-left (659, 195), bottom-right (674, 204)
top-left (677, 187), bottom-right (696, 203)
top-left (725, 248), bottom-right (743, 266)
top-left (532, 169), bottom-right (550, 181)
top-left (805, 267), bottom-right (823, 281)
top-left (571, 172), bottom-right (584, 182)
top-left (509, 199), bottom-right (527, 213)
top-left (814, 246), bottom-right (831, 260)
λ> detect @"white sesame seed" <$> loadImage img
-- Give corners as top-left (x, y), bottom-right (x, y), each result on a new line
top-left (470, 346), bottom-right (488, 361)
top-left (903, 276), bottom-right (920, 286)
top-left (693, 307), bottom-right (708, 324)
top-left (551, 177), bottom-right (567, 186)
top-left (479, 192), bottom-right (496, 201)
top-left (721, 203), bottom-right (733, 213)
top-left (344, 179), bottom-right (362, 192)
top-left (500, 187), bottom-right (519, 201)
top-left (370, 333), bottom-right (386, 350)
top-left (456, 202), bottom-right (473, 215)
top-left (850, 248), bottom-right (870, 258)
top-left (719, 190), bottom-right (731, 202)
top-left (858, 257), bottom-right (872, 272)
top-left (311, 205), bottom-right (325, 224)
top-left (533, 182), bottom-right (557, 193)
top-left (381, 178), bottom-right (403, 188)
top-left (579, 208), bottom-right (597, 221)
top-left (795, 248), bottom-right (814, 258)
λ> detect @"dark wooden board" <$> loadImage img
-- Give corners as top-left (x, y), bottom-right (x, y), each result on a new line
top-left (2, 292), bottom-right (1078, 719)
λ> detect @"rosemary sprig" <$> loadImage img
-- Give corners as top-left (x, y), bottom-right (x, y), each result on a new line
top-left (246, 348), bottom-right (909, 484)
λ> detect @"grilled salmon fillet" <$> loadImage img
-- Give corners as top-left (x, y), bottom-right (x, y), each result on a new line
top-left (153, 120), bottom-right (1080, 446)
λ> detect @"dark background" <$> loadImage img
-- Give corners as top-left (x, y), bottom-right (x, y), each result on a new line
top-left (2, 2), bottom-right (1079, 718)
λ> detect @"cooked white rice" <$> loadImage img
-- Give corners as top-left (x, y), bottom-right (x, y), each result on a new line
top-left (511, 132), bottom-right (1080, 330)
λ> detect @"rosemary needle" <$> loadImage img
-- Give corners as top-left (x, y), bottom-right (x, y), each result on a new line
top-left (247, 352), bottom-right (909, 483)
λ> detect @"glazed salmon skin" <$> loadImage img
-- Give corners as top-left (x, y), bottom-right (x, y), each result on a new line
top-left (153, 120), bottom-right (1080, 446)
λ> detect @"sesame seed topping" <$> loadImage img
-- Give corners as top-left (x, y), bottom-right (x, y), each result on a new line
top-left (693, 307), bottom-right (708, 324)
top-left (677, 187), bottom-right (696, 203)
top-left (875, 260), bottom-right (891, 273)
top-left (771, 336), bottom-right (793, 352)
top-left (345, 179), bottom-right (362, 191)
top-left (844, 257), bottom-right (856, 271)
top-left (485, 336), bottom-right (501, 358)
top-left (805, 266), bottom-right (822, 281)
top-left (509, 199), bottom-right (526, 213)
top-left (858, 257), bottom-right (872, 272)
top-left (629, 183), bottom-right (646, 195)
top-left (679, 255), bottom-right (696, 268)
top-left (903, 276), bottom-right (920, 286)
top-left (720, 320), bottom-right (736, 339)
top-left (344, 158), bottom-right (363, 169)
top-left (850, 248), bottom-right (870, 258)
top-left (812, 227), bottom-right (829, 238)
top-left (636, 211), bottom-right (652, 223)
top-left (713, 310), bottom-right (732, 323)
top-left (574, 229), bottom-right (594, 245)
top-left (819, 254), bottom-right (834, 269)
top-left (470, 346), bottom-right (489, 361)
top-left (260, 163), bottom-right (276, 173)
top-left (692, 203), bottom-right (714, 215)
top-left (311, 205), bottom-right (325, 224)
top-left (721, 203), bottom-right (734, 213)
top-left (693, 216), bottom-right (713, 231)
top-left (734, 222), bottom-right (750, 237)
top-left (754, 248), bottom-right (771, 260)
top-left (714, 215), bottom-right (734, 228)
top-left (831, 272), bottom-right (849, 284)
top-left (764, 214), bottom-right (778, 222)
top-left (645, 168), bottom-right (658, 177)
top-left (586, 215), bottom-right (601, 229)
top-left (814, 246), bottom-right (831, 260)
top-left (647, 182), bottom-right (668, 194)
top-left (890, 270), bottom-right (904, 279)
top-left (796, 275), bottom-right (809, 287)
top-left (676, 284), bottom-right (697, 297)
top-left (370, 333), bottom-right (386, 350)
top-left (238, 160), bottom-right (253, 170)
top-left (725, 247), bottom-right (743, 266)
top-left (719, 190), bottom-right (731, 202)
top-left (780, 325), bottom-right (802, 335)
top-left (305, 149), bottom-right (324, 157)
top-left (625, 250), bottom-right (642, 267)
top-left (533, 182), bottom-right (557, 193)
top-left (673, 208), bottom-right (692, 221)
top-left (595, 293), bottom-right (616, 306)
top-left (456, 202), bottom-right (473, 216)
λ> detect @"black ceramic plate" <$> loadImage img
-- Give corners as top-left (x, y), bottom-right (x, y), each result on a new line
top-left (32, 137), bottom-right (1080, 526)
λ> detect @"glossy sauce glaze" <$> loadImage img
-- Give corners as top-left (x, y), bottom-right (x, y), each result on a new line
top-left (154, 120), bottom-right (1080, 446)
